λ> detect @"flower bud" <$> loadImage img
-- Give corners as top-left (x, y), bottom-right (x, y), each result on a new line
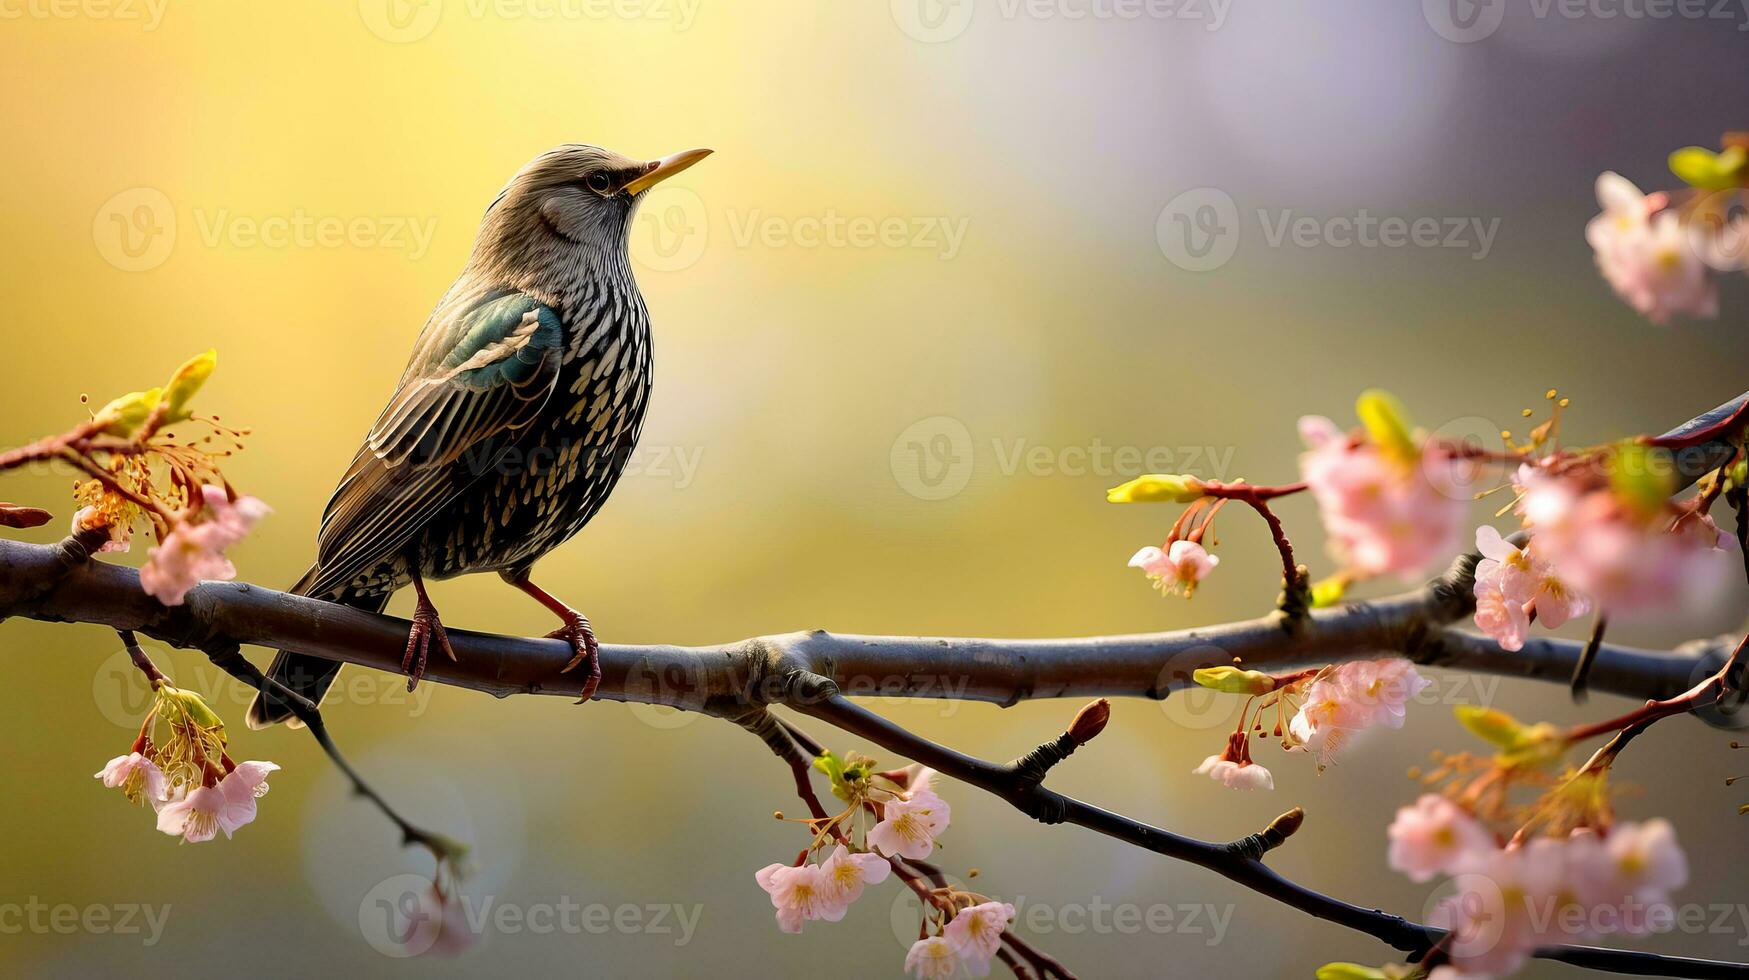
top-left (1105, 473), bottom-right (1205, 504)
top-left (1067, 699), bottom-right (1111, 745)
top-left (92, 388), bottom-right (164, 438)
top-left (1193, 666), bottom-right (1276, 696)
top-left (163, 349), bottom-right (217, 423)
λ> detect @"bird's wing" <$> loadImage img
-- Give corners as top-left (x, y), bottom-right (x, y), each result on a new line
top-left (308, 290), bottom-right (565, 595)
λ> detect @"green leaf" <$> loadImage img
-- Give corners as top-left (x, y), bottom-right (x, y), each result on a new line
top-left (812, 751), bottom-right (845, 784)
top-left (1455, 705), bottom-right (1527, 748)
top-left (1607, 441), bottom-right (1675, 519)
top-left (1669, 145), bottom-right (1748, 191)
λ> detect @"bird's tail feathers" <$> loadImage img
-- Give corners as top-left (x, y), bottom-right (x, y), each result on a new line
top-left (245, 567), bottom-right (389, 729)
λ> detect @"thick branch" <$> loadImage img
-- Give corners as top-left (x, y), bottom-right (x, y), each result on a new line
top-left (0, 538), bottom-right (1727, 722)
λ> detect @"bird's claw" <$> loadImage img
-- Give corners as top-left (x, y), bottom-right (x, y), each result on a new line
top-left (549, 613), bottom-right (600, 703)
top-left (402, 597), bottom-right (456, 692)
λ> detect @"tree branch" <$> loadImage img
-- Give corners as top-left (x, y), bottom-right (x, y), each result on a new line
top-left (3, 389), bottom-right (1742, 976)
top-left (0, 536), bottom-right (1730, 721)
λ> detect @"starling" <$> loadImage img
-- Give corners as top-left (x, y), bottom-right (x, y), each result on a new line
top-left (246, 144), bottom-right (711, 728)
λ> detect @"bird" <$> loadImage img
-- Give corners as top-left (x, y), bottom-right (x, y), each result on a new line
top-left (246, 143), bottom-right (710, 729)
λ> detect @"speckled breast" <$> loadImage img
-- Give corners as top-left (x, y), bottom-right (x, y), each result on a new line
top-left (418, 280), bottom-right (653, 580)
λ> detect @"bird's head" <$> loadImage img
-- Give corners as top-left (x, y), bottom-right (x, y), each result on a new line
top-left (470, 143), bottom-right (710, 283)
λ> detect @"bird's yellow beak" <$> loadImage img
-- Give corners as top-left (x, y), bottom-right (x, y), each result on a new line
top-left (625, 148), bottom-right (712, 195)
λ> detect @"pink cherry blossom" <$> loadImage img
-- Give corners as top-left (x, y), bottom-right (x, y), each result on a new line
top-left (1299, 416), bottom-right (1468, 578)
top-left (156, 784), bottom-right (229, 843)
top-left (1289, 659), bottom-right (1432, 757)
top-left (817, 844), bottom-right (891, 907)
top-left (1474, 525), bottom-right (1535, 601)
top-left (754, 862), bottom-right (837, 933)
top-left (215, 760), bottom-right (280, 836)
top-left (1587, 172), bottom-right (1717, 325)
top-left (1569, 820), bottom-right (1688, 926)
top-left (906, 935), bottom-right (963, 978)
top-left (95, 751), bottom-right (167, 806)
top-left (1473, 566), bottom-right (1531, 652)
top-left (1432, 836), bottom-right (1577, 976)
top-left (1193, 754), bottom-right (1274, 791)
top-left (1386, 795), bottom-right (1495, 883)
top-left (1520, 480), bottom-right (1732, 617)
top-left (1127, 540), bottom-right (1219, 597)
top-left (139, 486), bottom-right (270, 606)
top-left (945, 901), bottom-right (1015, 971)
top-left (1472, 526), bottom-right (1595, 650)
top-left (869, 789), bottom-right (951, 860)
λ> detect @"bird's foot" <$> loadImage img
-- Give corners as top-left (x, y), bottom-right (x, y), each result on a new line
top-left (549, 611), bottom-right (600, 703)
top-left (402, 593), bottom-right (457, 692)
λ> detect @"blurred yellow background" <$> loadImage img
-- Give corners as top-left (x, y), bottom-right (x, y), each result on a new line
top-left (2, 2), bottom-right (1748, 977)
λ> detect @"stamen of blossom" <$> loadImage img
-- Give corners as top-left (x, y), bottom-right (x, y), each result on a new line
top-left (817, 843), bottom-right (890, 906)
top-left (139, 485), bottom-right (270, 606)
top-left (156, 783), bottom-right (229, 843)
top-left (1127, 540), bottom-right (1218, 596)
top-left (72, 506), bottom-right (133, 553)
top-left (869, 789), bottom-right (951, 860)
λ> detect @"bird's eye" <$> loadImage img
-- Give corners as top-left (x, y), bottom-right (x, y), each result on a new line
top-left (585, 172), bottom-right (614, 194)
